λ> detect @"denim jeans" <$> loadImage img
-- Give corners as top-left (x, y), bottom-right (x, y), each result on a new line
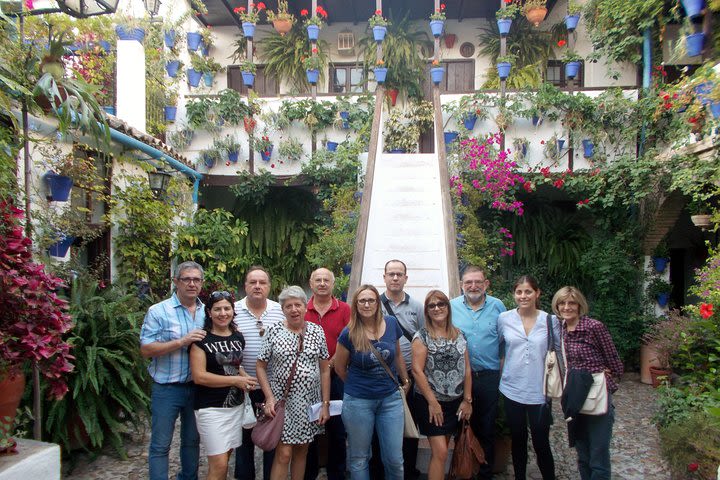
top-left (342, 390), bottom-right (404, 480)
top-left (149, 382), bottom-right (199, 480)
top-left (305, 373), bottom-right (347, 480)
top-left (470, 370), bottom-right (500, 479)
top-left (234, 388), bottom-right (274, 480)
top-left (575, 400), bottom-right (614, 480)
top-left (503, 396), bottom-right (555, 480)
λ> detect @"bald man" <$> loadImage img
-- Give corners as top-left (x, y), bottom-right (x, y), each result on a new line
top-left (304, 267), bottom-right (351, 480)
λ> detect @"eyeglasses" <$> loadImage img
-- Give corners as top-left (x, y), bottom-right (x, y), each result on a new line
top-left (210, 290), bottom-right (232, 300)
top-left (357, 298), bottom-right (377, 305)
top-left (427, 301), bottom-right (448, 310)
top-left (178, 277), bottom-right (203, 285)
top-left (462, 279), bottom-right (487, 286)
top-left (256, 320), bottom-right (265, 337)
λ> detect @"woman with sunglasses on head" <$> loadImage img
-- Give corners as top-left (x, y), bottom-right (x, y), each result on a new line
top-left (411, 290), bottom-right (472, 480)
top-left (256, 286), bottom-right (331, 480)
top-left (334, 284), bottom-right (410, 480)
top-left (497, 275), bottom-right (562, 480)
top-left (190, 290), bottom-right (258, 480)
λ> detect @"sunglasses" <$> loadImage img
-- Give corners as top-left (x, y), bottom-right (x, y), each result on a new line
top-left (256, 320), bottom-right (265, 337)
top-left (210, 290), bottom-right (233, 301)
top-left (427, 301), bottom-right (448, 310)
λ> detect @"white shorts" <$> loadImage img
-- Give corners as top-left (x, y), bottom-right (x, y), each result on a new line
top-left (195, 405), bottom-right (243, 456)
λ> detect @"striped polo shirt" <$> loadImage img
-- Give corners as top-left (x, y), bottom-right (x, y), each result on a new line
top-left (233, 297), bottom-right (285, 377)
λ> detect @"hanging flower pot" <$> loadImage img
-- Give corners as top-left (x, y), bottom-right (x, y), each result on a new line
top-left (429, 20), bottom-right (444, 37)
top-left (342, 263), bottom-right (352, 275)
top-left (187, 32), bottom-right (203, 51)
top-left (339, 111), bottom-right (350, 129)
top-left (273, 19), bottom-right (293, 36)
top-left (525, 7), bottom-right (547, 26)
top-left (326, 141), bottom-right (338, 152)
top-left (564, 14), bottom-right (580, 31)
top-left (656, 292), bottom-right (670, 307)
top-left (164, 106), bottom-right (177, 122)
top-left (532, 115), bottom-right (543, 126)
top-left (201, 42), bottom-right (211, 56)
top-left (102, 106), bottom-right (116, 115)
top-left (306, 68), bottom-right (320, 85)
top-left (582, 138), bottom-right (594, 158)
top-left (709, 101), bottom-right (720, 118)
top-left (497, 18), bottom-right (512, 36)
top-left (691, 214), bottom-right (713, 230)
top-left (464, 113), bottom-right (478, 130)
top-left (496, 62), bottom-right (512, 80)
top-left (444, 33), bottom-right (457, 48)
top-left (98, 40), bottom-right (111, 52)
top-left (165, 60), bottom-right (180, 78)
top-left (187, 68), bottom-right (202, 88)
top-left (430, 66), bottom-right (445, 85)
top-left (557, 138), bottom-right (566, 150)
top-left (694, 82), bottom-right (713, 105)
top-left (164, 29), bottom-right (177, 49)
top-left (241, 71), bottom-right (256, 87)
top-left (48, 235), bottom-right (75, 257)
top-left (45, 171), bottom-right (73, 202)
top-left (373, 25), bottom-right (387, 43)
top-left (228, 150), bottom-right (240, 163)
top-left (565, 61), bottom-right (581, 79)
top-left (203, 72), bottom-right (214, 87)
top-left (652, 256), bottom-right (669, 273)
top-left (444, 131), bottom-right (459, 153)
top-left (115, 26), bottom-right (146, 43)
top-left (387, 89), bottom-right (399, 106)
top-left (260, 145), bottom-right (274, 162)
top-left (681, 0), bottom-right (705, 18)
top-left (686, 32), bottom-right (704, 57)
top-left (242, 22), bottom-right (256, 39)
top-left (307, 24), bottom-right (320, 41)
top-left (374, 67), bottom-right (388, 84)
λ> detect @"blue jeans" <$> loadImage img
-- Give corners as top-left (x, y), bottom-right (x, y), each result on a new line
top-left (149, 382), bottom-right (199, 480)
top-left (575, 401), bottom-right (614, 480)
top-left (342, 390), bottom-right (404, 480)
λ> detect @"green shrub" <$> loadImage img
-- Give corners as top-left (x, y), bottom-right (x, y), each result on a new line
top-left (659, 412), bottom-right (720, 480)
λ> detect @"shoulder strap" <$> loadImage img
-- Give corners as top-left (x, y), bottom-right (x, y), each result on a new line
top-left (281, 327), bottom-right (305, 400)
top-left (368, 341), bottom-right (401, 388)
top-left (546, 313), bottom-right (555, 352)
top-left (381, 294), bottom-right (413, 343)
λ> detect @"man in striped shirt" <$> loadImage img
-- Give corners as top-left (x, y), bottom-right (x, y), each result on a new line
top-left (233, 266), bottom-right (285, 480)
top-left (140, 261), bottom-right (207, 480)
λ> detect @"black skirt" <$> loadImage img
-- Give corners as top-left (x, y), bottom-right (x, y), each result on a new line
top-left (414, 392), bottom-right (462, 437)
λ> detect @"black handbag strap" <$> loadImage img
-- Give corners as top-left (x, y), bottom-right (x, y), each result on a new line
top-left (280, 327), bottom-right (305, 400)
top-left (368, 341), bottom-right (401, 389)
top-left (380, 293), bottom-right (414, 343)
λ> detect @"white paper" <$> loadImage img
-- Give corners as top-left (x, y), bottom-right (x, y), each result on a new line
top-left (307, 400), bottom-right (343, 421)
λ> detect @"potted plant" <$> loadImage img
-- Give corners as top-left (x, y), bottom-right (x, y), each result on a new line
top-left (215, 135), bottom-right (243, 163)
top-left (303, 6), bottom-right (328, 41)
top-left (199, 147), bottom-right (223, 169)
top-left (303, 53), bottom-right (324, 85)
top-left (185, 96), bottom-right (216, 130)
top-left (652, 239), bottom-right (670, 273)
top-left (524, 0), bottom-right (548, 26)
top-left (199, 27), bottom-right (214, 55)
top-left (267, 0), bottom-right (296, 36)
top-left (278, 137), bottom-right (305, 161)
top-left (239, 59), bottom-right (257, 87)
top-left (496, 53), bottom-right (516, 80)
top-left (374, 59), bottom-right (388, 84)
top-left (496, 1), bottom-right (520, 35)
top-left (642, 311), bottom-right (689, 387)
top-left (565, 0), bottom-right (582, 31)
top-left (216, 88), bottom-right (249, 125)
top-left (647, 276), bottom-right (672, 308)
top-left (369, 9), bottom-right (391, 42)
top-left (430, 58), bottom-right (445, 85)
top-left (115, 15), bottom-right (147, 43)
top-left (561, 49), bottom-right (583, 79)
top-left (429, 3), bottom-right (446, 38)
top-left (254, 133), bottom-right (274, 162)
top-left (234, 4), bottom-right (267, 38)
top-left (190, 53), bottom-right (224, 87)
top-left (164, 88), bottom-right (179, 123)
top-left (512, 137), bottom-right (529, 158)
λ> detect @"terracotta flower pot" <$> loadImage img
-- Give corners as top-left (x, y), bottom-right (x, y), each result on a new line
top-left (0, 372), bottom-right (26, 452)
top-left (525, 6), bottom-right (548, 26)
top-left (388, 88), bottom-right (399, 106)
top-left (444, 33), bottom-right (457, 48)
top-left (273, 19), bottom-right (293, 36)
top-left (649, 366), bottom-right (671, 388)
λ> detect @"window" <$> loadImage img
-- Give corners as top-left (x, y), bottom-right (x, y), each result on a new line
top-left (426, 60), bottom-right (474, 94)
top-left (228, 66), bottom-right (279, 96)
top-left (545, 60), bottom-right (584, 87)
top-left (329, 64), bottom-right (365, 93)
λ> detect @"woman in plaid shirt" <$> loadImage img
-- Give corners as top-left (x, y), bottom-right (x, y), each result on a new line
top-left (552, 286), bottom-right (623, 480)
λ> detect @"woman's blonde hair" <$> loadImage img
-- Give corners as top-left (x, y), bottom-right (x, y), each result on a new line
top-left (551, 286), bottom-right (589, 318)
top-left (348, 284), bottom-right (384, 352)
top-left (424, 290), bottom-right (459, 340)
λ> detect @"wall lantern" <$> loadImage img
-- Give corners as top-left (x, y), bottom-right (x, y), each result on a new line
top-left (148, 169), bottom-right (172, 196)
top-left (143, 0), bottom-right (161, 17)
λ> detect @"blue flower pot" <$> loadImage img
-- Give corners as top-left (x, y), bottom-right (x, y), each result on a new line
top-left (326, 141), bottom-right (338, 151)
top-left (164, 106), bottom-right (177, 122)
top-left (496, 62), bottom-right (511, 80)
top-left (187, 32), bottom-right (203, 51)
top-left (45, 171), bottom-right (73, 201)
top-left (165, 60), bottom-right (180, 78)
top-left (389, 149), bottom-right (406, 153)
top-left (463, 113), bottom-right (478, 130)
top-left (532, 115), bottom-right (542, 126)
top-left (686, 32), bottom-right (704, 57)
top-left (306, 68), bottom-right (319, 85)
top-left (187, 68), bottom-right (202, 87)
top-left (710, 101), bottom-right (720, 119)
top-left (373, 26), bottom-right (387, 43)
top-left (342, 263), bottom-right (352, 275)
top-left (374, 67), bottom-right (388, 84)
top-left (164, 30), bottom-right (177, 49)
top-left (204, 155), bottom-right (216, 168)
top-left (652, 256), bottom-right (669, 273)
top-left (430, 66), bottom-right (445, 85)
top-left (519, 143), bottom-right (528, 157)
top-left (102, 106), bottom-right (116, 115)
top-left (565, 14), bottom-right (580, 31)
top-left (557, 138), bottom-right (565, 150)
top-left (565, 61), bottom-right (581, 79)
top-left (656, 292), bottom-right (670, 308)
top-left (228, 150), bottom-right (240, 163)
top-left (201, 43), bottom-right (210, 56)
top-left (582, 139), bottom-right (594, 158)
top-left (497, 18), bottom-right (512, 36)
top-left (241, 71), bottom-right (255, 87)
top-left (98, 40), bottom-right (111, 52)
top-left (430, 20), bottom-right (444, 37)
top-left (203, 72), bottom-right (214, 87)
top-left (307, 24), bottom-right (320, 41)
top-left (48, 235), bottom-right (75, 258)
top-left (695, 82), bottom-right (713, 105)
top-left (444, 131), bottom-right (459, 152)
top-left (260, 145), bottom-right (273, 162)
top-left (115, 26), bottom-right (145, 43)
top-left (682, 0), bottom-right (705, 18)
top-left (242, 22), bottom-right (256, 38)
top-left (339, 111), bottom-right (350, 129)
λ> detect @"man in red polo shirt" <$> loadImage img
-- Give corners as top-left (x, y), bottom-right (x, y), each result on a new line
top-left (304, 267), bottom-right (351, 480)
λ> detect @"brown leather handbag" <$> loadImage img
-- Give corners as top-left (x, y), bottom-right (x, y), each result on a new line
top-left (449, 420), bottom-right (486, 480)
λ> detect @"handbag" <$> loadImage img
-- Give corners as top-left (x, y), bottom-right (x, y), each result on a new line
top-left (579, 372), bottom-right (608, 415)
top-left (543, 314), bottom-right (564, 399)
top-left (368, 342), bottom-right (420, 439)
top-left (251, 328), bottom-right (305, 450)
top-left (241, 390), bottom-right (257, 429)
top-left (449, 420), bottom-right (486, 480)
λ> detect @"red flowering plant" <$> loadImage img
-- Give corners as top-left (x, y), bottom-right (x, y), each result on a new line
top-left (0, 201), bottom-right (74, 399)
top-left (429, 3), bottom-right (446, 21)
top-left (234, 2), bottom-right (266, 23)
top-left (368, 9), bottom-right (390, 27)
top-left (303, 6), bottom-right (328, 27)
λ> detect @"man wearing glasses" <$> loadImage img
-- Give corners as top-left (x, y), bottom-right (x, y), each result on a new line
top-left (376, 259), bottom-right (425, 480)
top-left (140, 261), bottom-right (207, 480)
top-left (233, 266), bottom-right (285, 480)
top-left (450, 266), bottom-right (506, 479)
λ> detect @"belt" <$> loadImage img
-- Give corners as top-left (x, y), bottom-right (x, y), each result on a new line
top-left (471, 369), bottom-right (498, 377)
top-left (156, 381), bottom-right (193, 386)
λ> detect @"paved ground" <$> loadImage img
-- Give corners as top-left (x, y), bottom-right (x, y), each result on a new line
top-left (64, 373), bottom-right (670, 479)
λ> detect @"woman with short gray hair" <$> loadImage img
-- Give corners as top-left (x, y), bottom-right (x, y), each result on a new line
top-left (256, 286), bottom-right (331, 480)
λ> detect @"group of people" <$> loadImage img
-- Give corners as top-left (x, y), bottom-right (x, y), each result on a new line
top-left (140, 260), bottom-right (622, 480)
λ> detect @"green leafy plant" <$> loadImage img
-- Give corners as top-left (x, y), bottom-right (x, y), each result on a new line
top-left (267, 0), bottom-right (296, 24)
top-left (238, 59), bottom-right (256, 73)
top-left (216, 89), bottom-right (250, 125)
top-left (302, 54), bottom-right (324, 71)
top-left (496, 2), bottom-right (521, 19)
top-left (368, 10), bottom-right (390, 27)
top-left (214, 135), bottom-right (243, 154)
top-left (185, 96), bottom-right (218, 130)
top-left (561, 49), bottom-right (583, 63)
top-left (258, 25), bottom-right (329, 92)
top-left (658, 411), bottom-right (720, 479)
top-left (278, 137), bottom-right (305, 161)
top-left (279, 98), bottom-right (337, 133)
top-left (429, 4), bottom-right (446, 20)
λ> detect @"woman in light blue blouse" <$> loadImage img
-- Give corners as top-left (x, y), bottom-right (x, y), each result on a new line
top-left (498, 275), bottom-right (562, 480)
